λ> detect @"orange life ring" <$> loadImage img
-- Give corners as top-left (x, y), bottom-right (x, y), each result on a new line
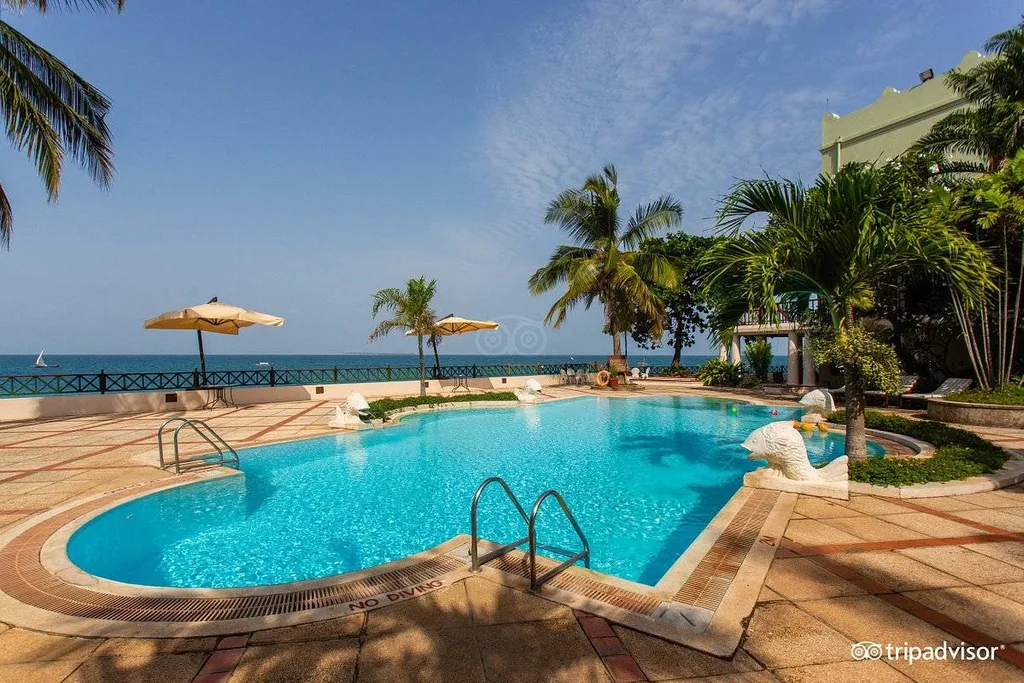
top-left (596, 370), bottom-right (611, 387)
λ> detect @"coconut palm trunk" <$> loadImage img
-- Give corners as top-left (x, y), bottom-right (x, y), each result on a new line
top-left (417, 333), bottom-right (427, 396)
top-left (843, 305), bottom-right (868, 460)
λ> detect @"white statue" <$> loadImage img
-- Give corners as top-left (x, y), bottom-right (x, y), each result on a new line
top-left (742, 421), bottom-right (847, 482)
top-left (799, 388), bottom-right (835, 415)
top-left (328, 392), bottom-right (372, 430)
top-left (514, 379), bottom-right (543, 403)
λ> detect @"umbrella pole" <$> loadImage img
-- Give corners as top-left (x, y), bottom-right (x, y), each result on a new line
top-left (197, 330), bottom-right (208, 387)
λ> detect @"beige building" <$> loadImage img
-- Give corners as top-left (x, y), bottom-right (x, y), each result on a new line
top-left (820, 52), bottom-right (984, 173)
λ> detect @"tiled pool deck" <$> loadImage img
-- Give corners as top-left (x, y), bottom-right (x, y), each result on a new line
top-left (0, 386), bottom-right (1023, 681)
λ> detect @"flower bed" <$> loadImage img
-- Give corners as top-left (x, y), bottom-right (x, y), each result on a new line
top-left (368, 392), bottom-right (518, 420)
top-left (826, 410), bottom-right (1008, 487)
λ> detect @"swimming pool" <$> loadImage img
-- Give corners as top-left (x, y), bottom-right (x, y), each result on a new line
top-left (67, 396), bottom-right (882, 589)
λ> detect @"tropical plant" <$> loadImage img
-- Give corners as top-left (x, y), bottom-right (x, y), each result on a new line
top-left (629, 232), bottom-right (717, 367)
top-left (703, 162), bottom-right (994, 459)
top-left (695, 358), bottom-right (742, 387)
top-left (0, 0), bottom-right (124, 247)
top-left (369, 277), bottom-right (438, 396)
top-left (528, 165), bottom-right (682, 356)
top-left (743, 338), bottom-right (773, 382)
top-left (915, 19), bottom-right (1024, 173)
top-left (928, 149), bottom-right (1024, 388)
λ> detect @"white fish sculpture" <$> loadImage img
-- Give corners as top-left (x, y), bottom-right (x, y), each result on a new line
top-left (514, 379), bottom-right (543, 403)
top-left (328, 392), bottom-right (372, 430)
top-left (742, 421), bottom-right (847, 482)
top-left (798, 388), bottom-right (835, 415)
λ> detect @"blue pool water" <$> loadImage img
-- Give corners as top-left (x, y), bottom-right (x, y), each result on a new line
top-left (68, 396), bottom-right (882, 588)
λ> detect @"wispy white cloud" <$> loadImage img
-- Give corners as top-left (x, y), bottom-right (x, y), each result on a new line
top-left (480, 0), bottom-right (838, 232)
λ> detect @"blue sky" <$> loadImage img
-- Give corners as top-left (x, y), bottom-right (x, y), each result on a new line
top-left (0, 0), bottom-right (1018, 357)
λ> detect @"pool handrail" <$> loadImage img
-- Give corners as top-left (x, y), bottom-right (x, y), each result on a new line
top-left (157, 417), bottom-right (239, 474)
top-left (528, 489), bottom-right (591, 591)
top-left (470, 476), bottom-right (530, 572)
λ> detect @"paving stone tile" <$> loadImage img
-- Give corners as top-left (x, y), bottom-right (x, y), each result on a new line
top-left (794, 498), bottom-right (863, 519)
top-left (904, 497), bottom-right (983, 512)
top-left (758, 586), bottom-right (786, 603)
top-left (465, 576), bottom-right (571, 625)
top-left (662, 674), bottom-right (781, 683)
top-left (877, 512), bottom-right (990, 538)
top-left (764, 557), bottom-right (866, 600)
top-left (985, 581), bottom-right (1024, 604)
top-left (825, 550), bottom-right (968, 592)
top-left (614, 625), bottom-right (762, 680)
top-left (784, 519), bottom-right (864, 546)
top-left (955, 492), bottom-right (1024, 509)
top-left (0, 629), bottom-right (100, 664)
top-left (357, 626), bottom-right (485, 683)
top-left (956, 508), bottom-right (1024, 533)
top-left (903, 585), bottom-right (1024, 643)
top-left (772, 660), bottom-right (913, 682)
top-left (842, 496), bottom-right (914, 516)
top-left (366, 583), bottom-right (472, 634)
top-left (92, 637), bottom-right (217, 657)
top-left (898, 545), bottom-right (1024, 584)
top-left (742, 603), bottom-right (852, 669)
top-left (249, 614), bottom-right (364, 644)
top-left (0, 660), bottom-right (84, 683)
top-left (64, 653), bottom-right (207, 683)
top-left (821, 516), bottom-right (928, 543)
top-left (476, 618), bottom-right (611, 682)
top-left (229, 639), bottom-right (359, 683)
top-left (962, 540), bottom-right (1024, 570)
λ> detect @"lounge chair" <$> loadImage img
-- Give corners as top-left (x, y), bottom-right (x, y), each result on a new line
top-left (900, 378), bottom-right (973, 407)
top-left (865, 375), bottom-right (919, 407)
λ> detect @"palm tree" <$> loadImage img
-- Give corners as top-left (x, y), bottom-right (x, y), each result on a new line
top-left (528, 165), bottom-right (682, 356)
top-left (703, 163), bottom-right (993, 459)
top-left (0, 0), bottom-right (124, 248)
top-left (369, 277), bottom-right (438, 396)
top-left (915, 19), bottom-right (1024, 173)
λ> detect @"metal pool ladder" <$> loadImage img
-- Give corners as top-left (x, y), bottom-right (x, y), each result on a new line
top-left (157, 417), bottom-right (239, 474)
top-left (470, 476), bottom-right (590, 591)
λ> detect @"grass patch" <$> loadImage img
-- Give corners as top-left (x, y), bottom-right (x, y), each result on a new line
top-left (944, 384), bottom-right (1024, 405)
top-left (826, 409), bottom-right (1008, 487)
top-left (368, 392), bottom-right (518, 420)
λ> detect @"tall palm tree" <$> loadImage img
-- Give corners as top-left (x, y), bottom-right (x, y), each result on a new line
top-left (704, 163), bottom-right (993, 459)
top-left (528, 165), bottom-right (681, 356)
top-left (915, 19), bottom-right (1024, 173)
top-left (369, 277), bottom-right (438, 396)
top-left (0, 0), bottom-right (123, 248)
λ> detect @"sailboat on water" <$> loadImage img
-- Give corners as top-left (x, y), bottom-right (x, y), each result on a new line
top-left (34, 351), bottom-right (58, 369)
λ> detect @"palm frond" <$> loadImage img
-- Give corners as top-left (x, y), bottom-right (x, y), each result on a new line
top-left (0, 21), bottom-right (114, 191)
top-left (0, 178), bottom-right (11, 247)
top-left (2, 0), bottom-right (124, 13)
top-left (621, 195), bottom-right (682, 250)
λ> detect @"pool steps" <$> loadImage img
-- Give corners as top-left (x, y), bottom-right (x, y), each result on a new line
top-left (470, 476), bottom-right (591, 590)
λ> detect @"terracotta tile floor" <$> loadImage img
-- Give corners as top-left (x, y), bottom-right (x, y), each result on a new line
top-left (0, 391), bottom-right (1023, 681)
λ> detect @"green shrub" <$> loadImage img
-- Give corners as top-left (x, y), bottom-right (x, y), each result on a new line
top-left (739, 374), bottom-right (762, 389)
top-left (945, 384), bottom-right (1024, 405)
top-left (825, 409), bottom-right (1007, 486)
top-left (744, 339), bottom-right (773, 381)
top-left (696, 359), bottom-right (743, 387)
top-left (368, 392), bottom-right (518, 420)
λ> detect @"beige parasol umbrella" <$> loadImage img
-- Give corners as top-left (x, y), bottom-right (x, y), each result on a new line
top-left (407, 315), bottom-right (500, 336)
top-left (144, 297), bottom-right (284, 383)
top-left (405, 314), bottom-right (500, 377)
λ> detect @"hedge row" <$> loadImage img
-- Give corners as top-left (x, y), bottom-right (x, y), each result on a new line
top-left (826, 409), bottom-right (1008, 487)
top-left (368, 392), bottom-right (518, 420)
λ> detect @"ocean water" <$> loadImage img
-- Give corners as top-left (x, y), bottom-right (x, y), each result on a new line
top-left (0, 353), bottom-right (714, 376)
top-left (67, 396), bottom-right (880, 589)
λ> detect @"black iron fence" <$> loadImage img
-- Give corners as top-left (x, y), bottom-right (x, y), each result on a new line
top-left (0, 362), bottom-right (600, 398)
